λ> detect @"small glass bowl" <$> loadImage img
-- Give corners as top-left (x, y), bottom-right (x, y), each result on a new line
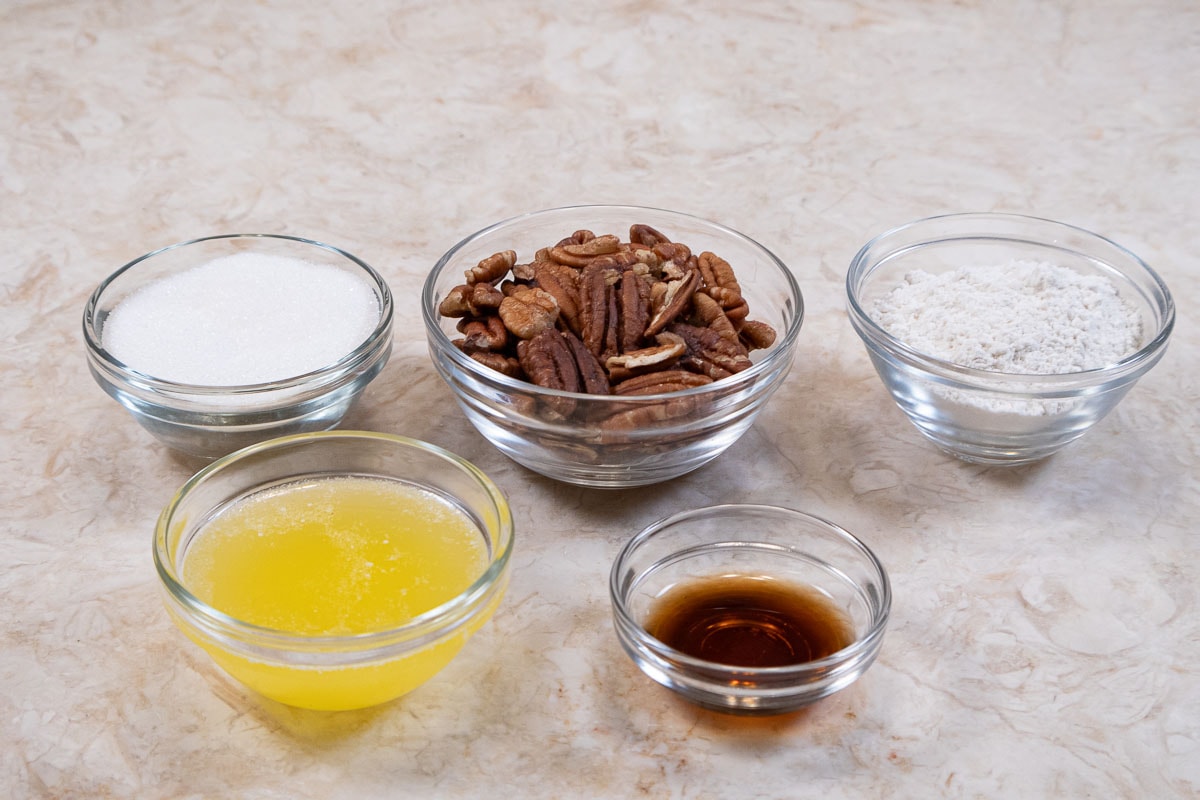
top-left (609, 505), bottom-right (891, 715)
top-left (421, 205), bottom-right (804, 488)
top-left (846, 213), bottom-right (1175, 465)
top-left (83, 234), bottom-right (394, 460)
top-left (153, 431), bottom-right (514, 711)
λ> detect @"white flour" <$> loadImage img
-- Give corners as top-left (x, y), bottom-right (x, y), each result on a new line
top-left (870, 260), bottom-right (1143, 375)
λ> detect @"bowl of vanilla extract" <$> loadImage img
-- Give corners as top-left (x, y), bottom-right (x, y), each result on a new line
top-left (609, 505), bottom-right (891, 715)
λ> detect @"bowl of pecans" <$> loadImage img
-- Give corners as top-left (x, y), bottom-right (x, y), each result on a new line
top-left (421, 205), bottom-right (804, 487)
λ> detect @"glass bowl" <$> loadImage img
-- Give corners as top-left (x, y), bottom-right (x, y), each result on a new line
top-left (153, 431), bottom-right (514, 711)
top-left (83, 234), bottom-right (394, 460)
top-left (846, 213), bottom-right (1175, 465)
top-left (609, 504), bottom-right (891, 715)
top-left (421, 205), bottom-right (804, 488)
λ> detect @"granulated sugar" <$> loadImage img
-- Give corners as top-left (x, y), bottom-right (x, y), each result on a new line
top-left (102, 252), bottom-right (380, 385)
top-left (870, 260), bottom-right (1143, 374)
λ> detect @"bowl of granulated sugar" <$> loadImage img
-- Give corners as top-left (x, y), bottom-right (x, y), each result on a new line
top-left (846, 213), bottom-right (1174, 465)
top-left (84, 234), bottom-right (393, 459)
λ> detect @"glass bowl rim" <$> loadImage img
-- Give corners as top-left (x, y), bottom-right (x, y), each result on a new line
top-left (421, 204), bottom-right (805, 402)
top-left (152, 430), bottom-right (515, 652)
top-left (845, 211), bottom-right (1176, 384)
top-left (83, 233), bottom-right (395, 395)
top-left (609, 503), bottom-right (892, 677)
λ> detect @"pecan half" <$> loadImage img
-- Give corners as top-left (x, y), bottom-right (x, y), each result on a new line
top-left (618, 267), bottom-right (651, 352)
top-left (612, 369), bottom-right (713, 395)
top-left (600, 368), bottom-right (713, 435)
top-left (563, 330), bottom-right (611, 395)
top-left (739, 319), bottom-right (777, 351)
top-left (652, 241), bottom-right (692, 266)
top-left (579, 262), bottom-right (618, 359)
top-left (645, 269), bottom-right (700, 337)
top-left (466, 250), bottom-right (517, 285)
top-left (456, 315), bottom-right (509, 352)
top-left (518, 328), bottom-right (581, 394)
top-left (549, 234), bottom-right (620, 267)
top-left (466, 350), bottom-right (522, 378)
top-left (690, 291), bottom-right (739, 341)
top-left (605, 339), bottom-right (686, 377)
top-left (602, 279), bottom-right (621, 362)
top-left (722, 298), bottom-right (750, 327)
top-left (499, 286), bottom-right (559, 339)
top-left (629, 224), bottom-right (670, 248)
top-left (439, 282), bottom-right (505, 318)
top-left (528, 261), bottom-right (582, 335)
top-left (670, 322), bottom-right (753, 379)
top-left (439, 284), bottom-right (474, 318)
top-left (697, 251), bottom-right (743, 309)
top-left (600, 397), bottom-right (700, 433)
top-left (515, 329), bottom-right (612, 419)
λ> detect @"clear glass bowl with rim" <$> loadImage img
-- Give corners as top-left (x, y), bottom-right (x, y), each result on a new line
top-left (421, 205), bottom-right (804, 488)
top-left (846, 213), bottom-right (1175, 465)
top-left (83, 233), bottom-right (394, 460)
top-left (153, 431), bottom-right (514, 711)
top-left (609, 504), bottom-right (891, 715)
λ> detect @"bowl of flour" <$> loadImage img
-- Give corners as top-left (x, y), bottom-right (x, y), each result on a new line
top-left (846, 213), bottom-right (1174, 465)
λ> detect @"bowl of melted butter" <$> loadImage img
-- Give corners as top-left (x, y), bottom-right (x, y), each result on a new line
top-left (153, 431), bottom-right (513, 711)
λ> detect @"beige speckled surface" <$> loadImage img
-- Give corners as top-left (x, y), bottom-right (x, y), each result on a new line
top-left (3, 1), bottom-right (1198, 797)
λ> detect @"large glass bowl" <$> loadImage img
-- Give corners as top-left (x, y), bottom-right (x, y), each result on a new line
top-left (846, 213), bottom-right (1174, 465)
top-left (153, 431), bottom-right (514, 711)
top-left (421, 205), bottom-right (804, 488)
top-left (83, 234), bottom-right (394, 460)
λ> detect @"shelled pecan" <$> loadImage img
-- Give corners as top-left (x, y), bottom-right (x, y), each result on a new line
top-left (442, 223), bottom-right (777, 398)
top-left (499, 286), bottom-right (559, 340)
top-left (456, 314), bottom-right (508, 352)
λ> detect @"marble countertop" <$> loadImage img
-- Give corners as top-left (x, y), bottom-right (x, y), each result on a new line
top-left (3, 1), bottom-right (1198, 797)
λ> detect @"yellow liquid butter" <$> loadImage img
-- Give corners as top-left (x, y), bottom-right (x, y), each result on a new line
top-left (177, 476), bottom-right (496, 710)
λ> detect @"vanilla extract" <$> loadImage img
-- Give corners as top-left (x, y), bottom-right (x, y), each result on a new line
top-left (645, 575), bottom-right (855, 668)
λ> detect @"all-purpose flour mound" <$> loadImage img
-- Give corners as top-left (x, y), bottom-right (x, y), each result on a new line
top-left (870, 260), bottom-right (1143, 374)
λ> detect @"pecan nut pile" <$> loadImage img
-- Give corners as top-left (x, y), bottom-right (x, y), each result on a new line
top-left (439, 224), bottom-right (777, 403)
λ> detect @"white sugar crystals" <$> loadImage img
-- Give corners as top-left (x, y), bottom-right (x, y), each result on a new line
top-left (869, 260), bottom-right (1143, 375)
top-left (102, 252), bottom-right (382, 386)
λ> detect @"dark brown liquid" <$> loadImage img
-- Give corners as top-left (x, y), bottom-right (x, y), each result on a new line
top-left (645, 575), bottom-right (855, 668)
